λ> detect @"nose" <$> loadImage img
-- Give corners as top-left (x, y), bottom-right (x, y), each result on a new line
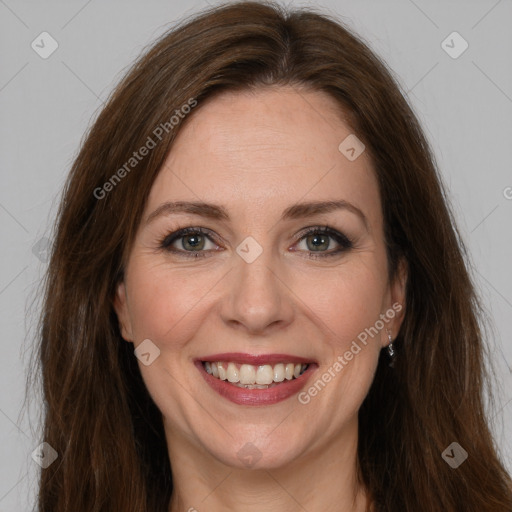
top-left (219, 246), bottom-right (295, 335)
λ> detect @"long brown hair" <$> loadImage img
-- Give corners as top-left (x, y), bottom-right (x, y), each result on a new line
top-left (29, 1), bottom-right (512, 510)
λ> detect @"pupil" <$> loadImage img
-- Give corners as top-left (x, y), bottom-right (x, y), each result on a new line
top-left (309, 234), bottom-right (328, 251)
top-left (184, 234), bottom-right (203, 250)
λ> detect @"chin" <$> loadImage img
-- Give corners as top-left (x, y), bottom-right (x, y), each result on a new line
top-left (204, 427), bottom-right (308, 471)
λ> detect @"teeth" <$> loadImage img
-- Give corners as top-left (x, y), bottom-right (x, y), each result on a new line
top-left (239, 364), bottom-right (256, 384)
top-left (256, 365), bottom-right (274, 385)
top-left (226, 362), bottom-right (239, 383)
top-left (273, 363), bottom-right (285, 382)
top-left (233, 383), bottom-right (271, 389)
top-left (217, 363), bottom-right (227, 381)
top-left (205, 361), bottom-right (308, 386)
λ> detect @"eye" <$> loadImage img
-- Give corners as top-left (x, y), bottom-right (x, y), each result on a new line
top-left (293, 226), bottom-right (353, 259)
top-left (159, 227), bottom-right (220, 258)
top-left (158, 225), bottom-right (353, 260)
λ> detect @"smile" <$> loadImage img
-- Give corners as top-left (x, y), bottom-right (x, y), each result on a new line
top-left (196, 353), bottom-right (317, 406)
top-left (203, 361), bottom-right (308, 388)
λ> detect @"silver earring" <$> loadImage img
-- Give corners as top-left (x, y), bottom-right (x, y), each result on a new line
top-left (386, 329), bottom-right (396, 367)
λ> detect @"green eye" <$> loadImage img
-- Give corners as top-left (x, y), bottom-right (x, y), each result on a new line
top-left (294, 226), bottom-right (353, 259)
top-left (160, 227), bottom-right (219, 258)
top-left (159, 225), bottom-right (353, 259)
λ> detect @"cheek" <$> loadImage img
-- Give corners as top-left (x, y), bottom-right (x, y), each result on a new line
top-left (125, 259), bottom-right (213, 346)
top-left (124, 261), bottom-right (218, 430)
top-left (300, 258), bottom-right (388, 348)
top-left (296, 258), bottom-right (387, 410)
top-left (126, 247), bottom-right (389, 355)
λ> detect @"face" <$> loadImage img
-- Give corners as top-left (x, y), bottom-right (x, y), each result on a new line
top-left (114, 86), bottom-right (406, 470)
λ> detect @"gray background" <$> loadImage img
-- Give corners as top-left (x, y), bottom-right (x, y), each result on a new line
top-left (1, 0), bottom-right (511, 509)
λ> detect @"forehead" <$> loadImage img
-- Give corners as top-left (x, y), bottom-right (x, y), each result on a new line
top-left (144, 86), bottom-right (381, 228)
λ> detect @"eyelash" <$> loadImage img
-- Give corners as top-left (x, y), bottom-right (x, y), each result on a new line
top-left (158, 225), bottom-right (353, 260)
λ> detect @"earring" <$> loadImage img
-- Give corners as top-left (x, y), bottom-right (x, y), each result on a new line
top-left (386, 329), bottom-right (396, 367)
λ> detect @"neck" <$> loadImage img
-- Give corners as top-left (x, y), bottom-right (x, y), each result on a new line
top-left (166, 418), bottom-right (370, 512)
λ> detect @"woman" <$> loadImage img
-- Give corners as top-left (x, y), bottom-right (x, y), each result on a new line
top-left (32, 1), bottom-right (512, 510)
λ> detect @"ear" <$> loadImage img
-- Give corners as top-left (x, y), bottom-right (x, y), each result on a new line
top-left (383, 257), bottom-right (407, 346)
top-left (113, 280), bottom-right (134, 343)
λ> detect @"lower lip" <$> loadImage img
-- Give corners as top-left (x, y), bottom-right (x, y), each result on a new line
top-left (195, 361), bottom-right (317, 406)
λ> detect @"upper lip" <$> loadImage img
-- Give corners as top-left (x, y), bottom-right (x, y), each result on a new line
top-left (197, 353), bottom-right (316, 365)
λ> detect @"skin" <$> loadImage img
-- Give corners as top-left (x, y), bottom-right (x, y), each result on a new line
top-left (114, 86), bottom-right (406, 512)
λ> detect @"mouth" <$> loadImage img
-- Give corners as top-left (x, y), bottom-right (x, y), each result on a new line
top-left (203, 361), bottom-right (309, 389)
top-left (195, 353), bottom-right (317, 406)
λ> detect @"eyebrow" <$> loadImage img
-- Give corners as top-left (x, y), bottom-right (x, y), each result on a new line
top-left (145, 199), bottom-right (368, 230)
